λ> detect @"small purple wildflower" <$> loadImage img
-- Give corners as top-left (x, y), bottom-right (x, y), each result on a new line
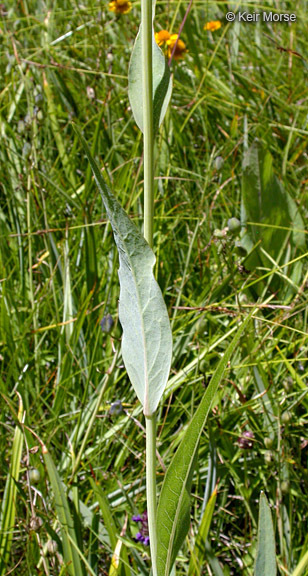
top-left (238, 430), bottom-right (254, 449)
top-left (132, 510), bottom-right (149, 545)
top-left (100, 313), bottom-right (114, 334)
top-left (109, 400), bottom-right (123, 416)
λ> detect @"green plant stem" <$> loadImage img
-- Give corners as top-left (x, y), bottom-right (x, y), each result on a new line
top-left (141, 0), bottom-right (157, 572)
top-left (141, 0), bottom-right (154, 248)
top-left (146, 414), bottom-right (157, 576)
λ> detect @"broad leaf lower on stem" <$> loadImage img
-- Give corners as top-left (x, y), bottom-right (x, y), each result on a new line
top-left (75, 126), bottom-right (172, 417)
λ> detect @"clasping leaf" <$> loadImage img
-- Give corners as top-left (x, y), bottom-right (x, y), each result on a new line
top-left (128, 4), bottom-right (172, 133)
top-left (75, 127), bottom-right (172, 416)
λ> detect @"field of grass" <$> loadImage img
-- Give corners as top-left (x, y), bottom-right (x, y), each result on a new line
top-left (1, 0), bottom-right (308, 574)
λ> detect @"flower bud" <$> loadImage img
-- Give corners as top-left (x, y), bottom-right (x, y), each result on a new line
top-left (100, 313), bottom-right (114, 334)
top-left (29, 468), bottom-right (41, 484)
top-left (29, 516), bottom-right (43, 532)
top-left (238, 430), bottom-right (254, 449)
top-left (214, 156), bottom-right (224, 170)
top-left (227, 217), bottom-right (241, 235)
top-left (46, 540), bottom-right (58, 555)
top-left (281, 410), bottom-right (291, 425)
top-left (264, 437), bottom-right (274, 449)
top-left (109, 400), bottom-right (123, 416)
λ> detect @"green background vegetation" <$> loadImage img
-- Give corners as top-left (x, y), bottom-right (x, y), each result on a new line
top-left (0, 0), bottom-right (307, 574)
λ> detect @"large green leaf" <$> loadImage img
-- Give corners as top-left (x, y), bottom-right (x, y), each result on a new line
top-left (254, 492), bottom-right (277, 576)
top-left (75, 127), bottom-right (172, 416)
top-left (128, 14), bottom-right (172, 133)
top-left (156, 311), bottom-right (255, 576)
top-left (241, 140), bottom-right (305, 293)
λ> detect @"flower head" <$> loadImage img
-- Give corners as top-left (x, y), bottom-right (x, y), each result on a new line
top-left (238, 430), bottom-right (254, 450)
top-left (132, 510), bottom-right (149, 545)
top-left (108, 0), bottom-right (132, 14)
top-left (166, 34), bottom-right (187, 60)
top-left (155, 30), bottom-right (171, 46)
top-left (204, 20), bottom-right (222, 32)
top-left (155, 30), bottom-right (187, 60)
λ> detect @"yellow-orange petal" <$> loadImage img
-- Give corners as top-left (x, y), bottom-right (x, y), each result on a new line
top-left (204, 20), bottom-right (222, 32)
top-left (166, 33), bottom-right (179, 44)
top-left (155, 30), bottom-right (171, 46)
top-left (167, 36), bottom-right (187, 60)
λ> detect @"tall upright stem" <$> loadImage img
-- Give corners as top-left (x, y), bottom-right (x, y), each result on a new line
top-left (141, 0), bottom-right (154, 248)
top-left (141, 1), bottom-right (157, 573)
top-left (146, 414), bottom-right (157, 576)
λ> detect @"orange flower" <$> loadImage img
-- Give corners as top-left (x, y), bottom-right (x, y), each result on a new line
top-left (204, 20), bottom-right (222, 32)
top-left (166, 34), bottom-right (187, 60)
top-left (155, 30), bottom-right (171, 46)
top-left (108, 0), bottom-right (132, 14)
top-left (155, 29), bottom-right (187, 60)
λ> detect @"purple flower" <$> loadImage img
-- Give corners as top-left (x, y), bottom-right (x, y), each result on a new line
top-left (132, 511), bottom-right (149, 545)
top-left (238, 430), bottom-right (255, 449)
top-left (109, 400), bottom-right (123, 416)
top-left (100, 313), bottom-right (114, 334)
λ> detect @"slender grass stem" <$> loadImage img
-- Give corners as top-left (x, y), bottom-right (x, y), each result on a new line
top-left (27, 176), bottom-right (39, 395)
top-left (146, 414), bottom-right (157, 576)
top-left (141, 0), bottom-right (154, 248)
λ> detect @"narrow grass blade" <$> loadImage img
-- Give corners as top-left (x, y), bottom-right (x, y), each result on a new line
top-left (84, 206), bottom-right (98, 295)
top-left (90, 480), bottom-right (131, 576)
top-left (188, 487), bottom-right (217, 576)
top-left (0, 395), bottom-right (24, 575)
top-left (291, 549), bottom-right (308, 576)
top-left (75, 127), bottom-right (172, 416)
top-left (254, 492), bottom-right (277, 576)
top-left (128, 23), bottom-right (172, 133)
top-left (109, 538), bottom-right (123, 576)
top-left (43, 72), bottom-right (76, 189)
top-left (156, 310), bottom-right (255, 576)
top-left (42, 445), bottom-right (84, 576)
top-left (90, 479), bottom-right (118, 551)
